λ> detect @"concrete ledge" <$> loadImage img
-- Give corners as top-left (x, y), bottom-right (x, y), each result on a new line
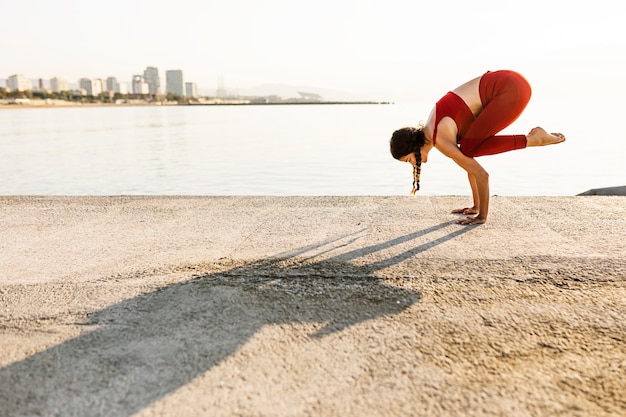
top-left (1, 196), bottom-right (625, 416)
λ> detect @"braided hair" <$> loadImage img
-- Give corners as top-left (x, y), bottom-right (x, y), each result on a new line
top-left (411, 162), bottom-right (421, 195)
top-left (389, 126), bottom-right (425, 194)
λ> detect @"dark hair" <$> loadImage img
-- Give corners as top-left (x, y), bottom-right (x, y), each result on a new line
top-left (389, 126), bottom-right (425, 160)
top-left (390, 126), bottom-right (425, 194)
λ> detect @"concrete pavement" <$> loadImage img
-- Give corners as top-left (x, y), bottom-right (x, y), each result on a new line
top-left (1, 196), bottom-right (625, 416)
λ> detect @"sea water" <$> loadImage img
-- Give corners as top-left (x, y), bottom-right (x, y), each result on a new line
top-left (0, 102), bottom-right (623, 196)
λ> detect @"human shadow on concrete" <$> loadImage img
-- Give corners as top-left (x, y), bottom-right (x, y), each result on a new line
top-left (0, 221), bottom-right (469, 417)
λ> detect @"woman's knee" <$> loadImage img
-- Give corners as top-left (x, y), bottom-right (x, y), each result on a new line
top-left (459, 140), bottom-right (480, 157)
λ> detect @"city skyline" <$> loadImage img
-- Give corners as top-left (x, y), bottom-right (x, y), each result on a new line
top-left (0, 68), bottom-right (355, 100)
top-left (2, 67), bottom-right (202, 98)
top-left (2, 0), bottom-right (625, 103)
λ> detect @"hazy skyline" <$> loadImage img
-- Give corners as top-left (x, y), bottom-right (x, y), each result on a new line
top-left (2, 0), bottom-right (625, 101)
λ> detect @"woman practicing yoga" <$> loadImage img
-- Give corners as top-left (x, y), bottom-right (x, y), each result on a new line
top-left (389, 69), bottom-right (565, 225)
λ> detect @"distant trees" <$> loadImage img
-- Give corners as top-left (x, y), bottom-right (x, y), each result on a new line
top-left (165, 92), bottom-right (186, 103)
top-left (1, 87), bottom-right (199, 104)
top-left (0, 88), bottom-right (122, 103)
top-left (0, 87), bottom-right (32, 99)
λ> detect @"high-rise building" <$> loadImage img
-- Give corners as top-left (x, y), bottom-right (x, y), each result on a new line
top-left (117, 82), bottom-right (129, 95)
top-left (185, 82), bottom-right (198, 98)
top-left (143, 66), bottom-right (160, 95)
top-left (7, 74), bottom-right (31, 92)
top-left (166, 70), bottom-right (184, 96)
top-left (106, 77), bottom-right (118, 93)
top-left (50, 77), bottom-right (69, 92)
top-left (131, 75), bottom-right (149, 95)
top-left (79, 78), bottom-right (94, 96)
top-left (92, 79), bottom-right (104, 96)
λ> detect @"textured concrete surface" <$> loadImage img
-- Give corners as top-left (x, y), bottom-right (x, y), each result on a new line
top-left (1, 196), bottom-right (625, 417)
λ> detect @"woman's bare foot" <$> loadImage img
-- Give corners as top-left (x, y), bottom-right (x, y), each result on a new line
top-left (451, 207), bottom-right (478, 215)
top-left (457, 215), bottom-right (486, 225)
top-left (527, 127), bottom-right (566, 147)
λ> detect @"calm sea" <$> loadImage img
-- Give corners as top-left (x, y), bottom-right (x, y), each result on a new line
top-left (0, 102), bottom-right (623, 196)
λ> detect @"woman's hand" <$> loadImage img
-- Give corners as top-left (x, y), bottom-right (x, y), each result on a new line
top-left (451, 207), bottom-right (478, 215)
top-left (457, 215), bottom-right (486, 225)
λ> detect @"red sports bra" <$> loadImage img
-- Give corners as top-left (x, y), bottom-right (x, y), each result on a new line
top-left (432, 92), bottom-right (475, 145)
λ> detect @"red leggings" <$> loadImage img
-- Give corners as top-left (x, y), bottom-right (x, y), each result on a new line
top-left (459, 70), bottom-right (532, 157)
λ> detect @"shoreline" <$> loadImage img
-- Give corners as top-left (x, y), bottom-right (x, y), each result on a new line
top-left (0, 99), bottom-right (392, 110)
top-left (1, 195), bottom-right (625, 416)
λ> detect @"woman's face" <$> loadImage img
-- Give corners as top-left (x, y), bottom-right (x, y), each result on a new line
top-left (399, 152), bottom-right (418, 167)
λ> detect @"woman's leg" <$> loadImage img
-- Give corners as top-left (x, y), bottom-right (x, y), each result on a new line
top-left (460, 71), bottom-right (532, 157)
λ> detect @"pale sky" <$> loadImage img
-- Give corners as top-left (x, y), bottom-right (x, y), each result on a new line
top-left (2, 0), bottom-right (625, 101)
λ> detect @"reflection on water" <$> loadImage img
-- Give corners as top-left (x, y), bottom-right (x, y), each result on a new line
top-left (0, 102), bottom-right (623, 195)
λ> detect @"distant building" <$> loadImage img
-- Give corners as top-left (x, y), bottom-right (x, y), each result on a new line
top-left (143, 66), bottom-right (160, 95)
top-left (92, 79), bottom-right (104, 96)
top-left (78, 78), bottom-right (103, 96)
top-left (106, 77), bottom-right (118, 93)
top-left (79, 78), bottom-right (95, 96)
top-left (7, 74), bottom-right (31, 92)
top-left (185, 82), bottom-right (197, 98)
top-left (298, 91), bottom-right (323, 101)
top-left (131, 75), bottom-right (149, 95)
top-left (166, 70), bottom-right (184, 96)
top-left (216, 75), bottom-right (226, 98)
top-left (71, 88), bottom-right (87, 97)
top-left (117, 82), bottom-right (129, 95)
top-left (50, 77), bottom-right (69, 92)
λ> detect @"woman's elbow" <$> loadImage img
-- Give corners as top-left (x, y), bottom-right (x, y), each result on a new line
top-left (475, 169), bottom-right (489, 182)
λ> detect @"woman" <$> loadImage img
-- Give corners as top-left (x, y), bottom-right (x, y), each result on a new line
top-left (389, 70), bottom-right (565, 225)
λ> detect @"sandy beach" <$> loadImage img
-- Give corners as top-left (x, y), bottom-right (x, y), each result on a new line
top-left (1, 195), bottom-right (625, 416)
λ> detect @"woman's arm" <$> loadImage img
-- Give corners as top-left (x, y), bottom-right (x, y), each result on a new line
top-left (437, 140), bottom-right (490, 224)
top-left (451, 172), bottom-right (479, 215)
